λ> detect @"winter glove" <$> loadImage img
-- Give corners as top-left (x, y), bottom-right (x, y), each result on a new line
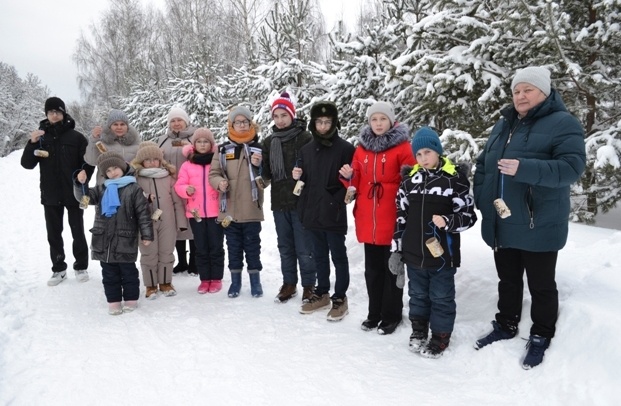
top-left (388, 252), bottom-right (405, 289)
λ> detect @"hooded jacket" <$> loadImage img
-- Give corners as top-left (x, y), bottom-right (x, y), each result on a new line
top-left (21, 114), bottom-right (94, 206)
top-left (473, 89), bottom-right (586, 252)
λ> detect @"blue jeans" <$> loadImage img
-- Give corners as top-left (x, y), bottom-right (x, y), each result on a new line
top-left (224, 222), bottom-right (262, 271)
top-left (407, 265), bottom-right (457, 333)
top-left (190, 217), bottom-right (225, 281)
top-left (309, 230), bottom-right (349, 298)
top-left (273, 210), bottom-right (315, 286)
top-left (101, 262), bottom-right (140, 303)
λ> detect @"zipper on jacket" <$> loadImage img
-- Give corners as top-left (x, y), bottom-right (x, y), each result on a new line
top-left (527, 187), bottom-right (534, 229)
top-left (202, 165), bottom-right (208, 217)
top-left (381, 154), bottom-right (386, 176)
top-left (419, 169), bottom-right (428, 269)
top-left (372, 153), bottom-right (378, 243)
top-left (152, 179), bottom-right (161, 210)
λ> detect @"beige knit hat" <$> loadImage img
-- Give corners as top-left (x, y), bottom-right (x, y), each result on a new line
top-left (134, 141), bottom-right (163, 164)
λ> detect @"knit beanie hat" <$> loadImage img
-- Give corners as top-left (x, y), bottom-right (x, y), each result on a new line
top-left (106, 109), bottom-right (129, 128)
top-left (228, 106), bottom-right (253, 124)
top-left (167, 106), bottom-right (190, 125)
top-left (511, 67), bottom-right (551, 96)
top-left (44, 97), bottom-right (66, 114)
top-left (134, 141), bottom-right (163, 164)
top-left (271, 92), bottom-right (296, 120)
top-left (412, 127), bottom-right (443, 156)
top-left (97, 151), bottom-right (128, 176)
top-left (310, 101), bottom-right (341, 130)
top-left (366, 101), bottom-right (396, 126)
top-left (191, 127), bottom-right (217, 152)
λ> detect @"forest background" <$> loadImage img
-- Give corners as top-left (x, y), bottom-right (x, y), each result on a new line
top-left (2, 0), bottom-right (620, 224)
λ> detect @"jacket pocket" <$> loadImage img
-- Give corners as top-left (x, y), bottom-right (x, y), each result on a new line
top-left (116, 229), bottom-right (138, 254)
top-left (89, 227), bottom-right (105, 254)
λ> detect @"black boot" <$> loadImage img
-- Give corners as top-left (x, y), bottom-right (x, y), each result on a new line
top-left (409, 319), bottom-right (429, 353)
top-left (420, 331), bottom-right (451, 359)
top-left (173, 240), bottom-right (188, 274)
top-left (187, 239), bottom-right (197, 276)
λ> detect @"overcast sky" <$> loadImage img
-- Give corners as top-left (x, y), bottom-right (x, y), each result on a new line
top-left (1, 0), bottom-right (362, 105)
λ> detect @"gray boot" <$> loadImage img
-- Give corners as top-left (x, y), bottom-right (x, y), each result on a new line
top-left (248, 270), bottom-right (263, 298)
top-left (228, 270), bottom-right (242, 298)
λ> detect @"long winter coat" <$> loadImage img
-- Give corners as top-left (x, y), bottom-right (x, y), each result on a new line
top-left (21, 115), bottom-right (94, 206)
top-left (346, 123), bottom-right (416, 245)
top-left (209, 140), bottom-right (264, 223)
top-left (261, 120), bottom-right (312, 211)
top-left (84, 126), bottom-right (141, 185)
top-left (157, 125), bottom-right (198, 240)
top-left (473, 89), bottom-right (586, 252)
top-left (297, 133), bottom-right (355, 234)
top-left (176, 154), bottom-right (220, 219)
top-left (74, 173), bottom-right (154, 263)
top-left (394, 158), bottom-right (477, 270)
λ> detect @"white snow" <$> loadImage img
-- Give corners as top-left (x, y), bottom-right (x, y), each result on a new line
top-left (0, 149), bottom-right (618, 405)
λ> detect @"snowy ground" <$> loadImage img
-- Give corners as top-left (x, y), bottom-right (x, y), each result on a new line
top-left (0, 149), bottom-right (618, 405)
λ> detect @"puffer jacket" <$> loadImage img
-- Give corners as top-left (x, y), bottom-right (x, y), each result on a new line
top-left (74, 173), bottom-right (154, 263)
top-left (261, 120), bottom-right (312, 211)
top-left (84, 126), bottom-right (141, 185)
top-left (157, 125), bottom-right (198, 172)
top-left (394, 158), bottom-right (477, 270)
top-left (346, 123), bottom-right (415, 245)
top-left (209, 140), bottom-right (264, 223)
top-left (176, 154), bottom-right (220, 219)
top-left (474, 89), bottom-right (586, 252)
top-left (21, 115), bottom-right (94, 206)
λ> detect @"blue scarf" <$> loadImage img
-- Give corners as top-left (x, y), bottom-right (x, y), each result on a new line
top-left (102, 176), bottom-right (136, 217)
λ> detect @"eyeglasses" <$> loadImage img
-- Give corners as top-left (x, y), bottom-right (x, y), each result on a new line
top-left (47, 110), bottom-right (63, 116)
top-left (315, 119), bottom-right (332, 126)
top-left (233, 120), bottom-right (250, 127)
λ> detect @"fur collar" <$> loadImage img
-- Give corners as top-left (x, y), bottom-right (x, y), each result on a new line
top-left (101, 125), bottom-right (140, 146)
top-left (357, 123), bottom-right (410, 153)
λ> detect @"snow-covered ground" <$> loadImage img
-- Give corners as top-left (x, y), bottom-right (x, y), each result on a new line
top-left (0, 149), bottom-right (618, 405)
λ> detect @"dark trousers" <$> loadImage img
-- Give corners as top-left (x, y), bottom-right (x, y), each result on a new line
top-left (224, 221), bottom-right (262, 271)
top-left (44, 205), bottom-right (89, 272)
top-left (407, 265), bottom-right (457, 333)
top-left (273, 210), bottom-right (315, 286)
top-left (190, 217), bottom-right (225, 281)
top-left (494, 248), bottom-right (559, 338)
top-left (101, 262), bottom-right (140, 303)
top-left (309, 230), bottom-right (349, 299)
top-left (364, 244), bottom-right (403, 323)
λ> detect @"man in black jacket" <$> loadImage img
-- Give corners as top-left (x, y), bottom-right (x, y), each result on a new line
top-left (21, 97), bottom-right (94, 286)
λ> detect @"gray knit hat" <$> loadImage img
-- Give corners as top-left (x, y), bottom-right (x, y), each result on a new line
top-left (228, 106), bottom-right (253, 123)
top-left (97, 151), bottom-right (127, 176)
top-left (511, 67), bottom-right (551, 96)
top-left (106, 109), bottom-right (129, 128)
top-left (366, 101), bottom-right (396, 126)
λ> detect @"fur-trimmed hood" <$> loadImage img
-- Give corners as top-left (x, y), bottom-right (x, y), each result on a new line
top-left (101, 125), bottom-right (140, 146)
top-left (357, 123), bottom-right (410, 153)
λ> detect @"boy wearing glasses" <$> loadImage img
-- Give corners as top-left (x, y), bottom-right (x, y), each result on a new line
top-left (261, 92), bottom-right (314, 304)
top-left (293, 101), bottom-right (355, 321)
top-left (21, 97), bottom-right (94, 286)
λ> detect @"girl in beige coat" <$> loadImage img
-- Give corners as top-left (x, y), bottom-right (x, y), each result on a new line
top-left (132, 141), bottom-right (187, 299)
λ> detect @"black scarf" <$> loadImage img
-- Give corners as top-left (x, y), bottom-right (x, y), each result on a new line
top-left (190, 152), bottom-right (214, 166)
top-left (269, 121), bottom-right (304, 181)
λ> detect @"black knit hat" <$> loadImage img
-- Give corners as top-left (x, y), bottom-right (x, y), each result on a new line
top-left (44, 97), bottom-right (66, 115)
top-left (310, 101), bottom-right (341, 130)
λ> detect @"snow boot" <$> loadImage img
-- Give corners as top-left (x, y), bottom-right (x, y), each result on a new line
top-left (522, 335), bottom-right (550, 370)
top-left (249, 271), bottom-right (263, 298)
top-left (420, 332), bottom-right (451, 359)
top-left (409, 319), bottom-right (429, 353)
top-left (228, 271), bottom-right (242, 298)
top-left (474, 320), bottom-right (517, 350)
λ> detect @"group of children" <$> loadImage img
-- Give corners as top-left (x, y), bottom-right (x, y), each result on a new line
top-left (72, 97), bottom-right (477, 359)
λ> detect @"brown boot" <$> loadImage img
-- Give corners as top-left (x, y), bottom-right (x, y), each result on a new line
top-left (145, 286), bottom-right (158, 300)
top-left (275, 283), bottom-right (297, 303)
top-left (302, 286), bottom-right (315, 303)
top-left (159, 283), bottom-right (177, 297)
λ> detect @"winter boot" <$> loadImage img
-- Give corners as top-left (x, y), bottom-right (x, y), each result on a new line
top-left (108, 302), bottom-right (123, 316)
top-left (173, 240), bottom-right (188, 274)
top-left (208, 280), bottom-right (222, 293)
top-left (198, 280), bottom-right (211, 294)
top-left (249, 271), bottom-right (263, 298)
top-left (378, 318), bottom-right (403, 335)
top-left (122, 300), bottom-right (138, 313)
top-left (409, 319), bottom-right (429, 353)
top-left (522, 335), bottom-right (550, 370)
top-left (275, 283), bottom-right (297, 303)
top-left (228, 271), bottom-right (242, 298)
top-left (159, 283), bottom-right (177, 297)
top-left (326, 297), bottom-right (349, 321)
top-left (361, 319), bottom-right (380, 331)
top-left (420, 332), bottom-right (451, 359)
top-left (145, 286), bottom-right (158, 299)
top-left (299, 293), bottom-right (331, 314)
top-left (474, 320), bottom-right (517, 350)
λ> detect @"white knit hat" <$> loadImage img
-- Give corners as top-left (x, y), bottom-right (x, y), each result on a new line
top-left (167, 107), bottom-right (190, 126)
top-left (511, 67), bottom-right (551, 96)
top-left (366, 101), bottom-right (396, 126)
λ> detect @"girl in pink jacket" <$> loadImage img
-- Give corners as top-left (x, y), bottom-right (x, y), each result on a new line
top-left (175, 128), bottom-right (225, 294)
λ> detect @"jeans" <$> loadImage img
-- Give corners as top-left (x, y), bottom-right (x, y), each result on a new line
top-left (44, 205), bottom-right (89, 272)
top-left (308, 230), bottom-right (349, 298)
top-left (191, 217), bottom-right (225, 281)
top-left (273, 210), bottom-right (315, 286)
top-left (101, 262), bottom-right (140, 303)
top-left (224, 221), bottom-right (262, 271)
top-left (494, 248), bottom-right (558, 338)
top-left (364, 244), bottom-right (403, 323)
top-left (407, 265), bottom-right (457, 333)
